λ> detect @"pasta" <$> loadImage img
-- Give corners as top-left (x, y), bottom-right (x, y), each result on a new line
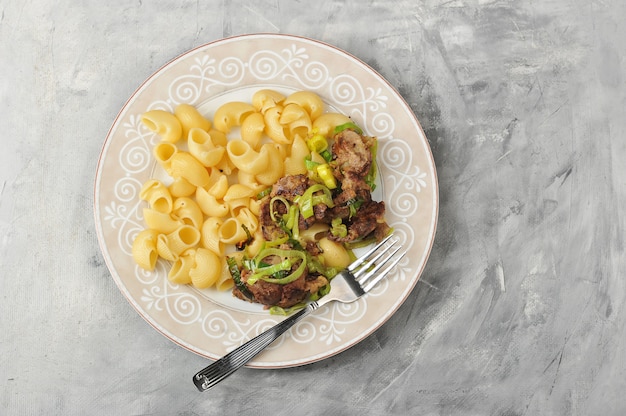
top-left (169, 151), bottom-right (210, 187)
top-left (283, 135), bottom-right (310, 175)
top-left (142, 208), bottom-right (183, 234)
top-left (213, 101), bottom-right (256, 133)
top-left (312, 112), bottom-right (352, 137)
top-left (189, 248), bottom-right (222, 288)
top-left (284, 90), bottom-right (325, 120)
top-left (263, 106), bottom-right (291, 144)
top-left (200, 217), bottom-right (224, 255)
top-left (255, 143), bottom-right (284, 186)
top-left (168, 176), bottom-right (196, 198)
top-left (240, 112), bottom-right (265, 149)
top-left (196, 186), bottom-right (229, 218)
top-left (153, 142), bottom-right (177, 174)
top-left (131, 229), bottom-right (160, 271)
top-left (226, 140), bottom-right (269, 175)
top-left (252, 89), bottom-right (285, 113)
top-left (218, 217), bottom-right (249, 245)
top-left (188, 128), bottom-right (226, 167)
top-left (140, 180), bottom-right (173, 213)
top-left (158, 225), bottom-right (201, 261)
top-left (142, 109), bottom-right (183, 143)
top-left (279, 103), bottom-right (312, 139)
top-left (168, 249), bottom-right (195, 285)
top-left (172, 197), bottom-right (203, 229)
top-left (174, 104), bottom-right (211, 139)
top-left (132, 89), bottom-right (383, 302)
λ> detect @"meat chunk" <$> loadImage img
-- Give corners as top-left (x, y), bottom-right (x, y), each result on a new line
top-left (259, 174), bottom-right (329, 240)
top-left (232, 268), bottom-right (309, 308)
top-left (332, 129), bottom-right (374, 178)
top-left (329, 200), bottom-right (390, 243)
top-left (331, 130), bottom-right (375, 204)
top-left (271, 174), bottom-right (311, 199)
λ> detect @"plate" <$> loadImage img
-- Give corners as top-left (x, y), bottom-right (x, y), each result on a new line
top-left (94, 34), bottom-right (438, 368)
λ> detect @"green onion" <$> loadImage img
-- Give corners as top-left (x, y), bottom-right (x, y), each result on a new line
top-left (330, 217), bottom-right (347, 238)
top-left (246, 248), bottom-right (307, 285)
top-left (227, 257), bottom-right (254, 300)
top-left (306, 254), bottom-right (339, 279)
top-left (269, 303), bottom-right (306, 315)
top-left (334, 122), bottom-right (363, 135)
top-left (284, 204), bottom-right (299, 230)
top-left (256, 187), bottom-right (272, 199)
top-left (298, 184), bottom-right (335, 220)
top-left (365, 139), bottom-right (378, 191)
top-left (346, 197), bottom-right (364, 219)
top-left (309, 283), bottom-right (331, 301)
top-left (304, 156), bottom-right (321, 171)
top-left (264, 236), bottom-right (289, 248)
top-left (269, 196), bottom-right (290, 223)
top-left (344, 237), bottom-right (377, 250)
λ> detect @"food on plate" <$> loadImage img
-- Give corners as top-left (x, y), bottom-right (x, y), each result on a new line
top-left (131, 89), bottom-right (390, 312)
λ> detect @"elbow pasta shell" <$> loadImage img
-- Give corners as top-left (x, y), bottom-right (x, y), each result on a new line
top-left (172, 197), bottom-right (204, 229)
top-left (312, 112), bottom-right (353, 137)
top-left (215, 259), bottom-right (234, 291)
top-left (141, 109), bottom-right (183, 143)
top-left (169, 151), bottom-right (210, 187)
top-left (223, 184), bottom-right (256, 201)
top-left (240, 112), bottom-right (265, 149)
top-left (196, 186), bottom-right (229, 218)
top-left (212, 101), bottom-right (256, 133)
top-left (174, 103), bottom-right (211, 139)
top-left (284, 91), bottom-right (325, 120)
top-left (248, 197), bottom-right (263, 217)
top-left (255, 143), bottom-right (284, 186)
top-left (235, 207), bottom-right (259, 235)
top-left (236, 171), bottom-right (265, 194)
top-left (142, 208), bottom-right (183, 234)
top-left (200, 217), bottom-right (224, 255)
top-left (156, 234), bottom-right (178, 262)
top-left (188, 128), bottom-right (226, 167)
top-left (140, 180), bottom-right (173, 214)
top-left (252, 89), bottom-right (286, 113)
top-left (263, 106), bottom-right (291, 144)
top-left (226, 140), bottom-right (269, 175)
top-left (131, 229), bottom-right (160, 271)
top-left (190, 248), bottom-right (222, 289)
top-left (164, 225), bottom-right (201, 257)
top-left (244, 230), bottom-right (265, 258)
top-left (168, 176), bottom-right (196, 198)
top-left (207, 173), bottom-right (229, 199)
top-left (280, 103), bottom-right (312, 139)
top-left (218, 217), bottom-right (249, 245)
top-left (284, 135), bottom-right (310, 176)
top-left (168, 249), bottom-right (195, 285)
top-left (152, 142), bottom-right (178, 174)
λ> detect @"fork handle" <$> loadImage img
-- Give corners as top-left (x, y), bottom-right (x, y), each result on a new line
top-left (193, 303), bottom-right (317, 392)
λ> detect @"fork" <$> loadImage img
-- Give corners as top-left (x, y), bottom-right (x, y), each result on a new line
top-left (192, 234), bottom-right (405, 392)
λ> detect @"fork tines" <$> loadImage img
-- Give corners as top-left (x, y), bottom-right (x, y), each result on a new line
top-left (350, 235), bottom-right (405, 292)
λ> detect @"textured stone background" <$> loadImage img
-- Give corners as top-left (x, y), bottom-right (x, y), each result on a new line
top-left (2, 0), bottom-right (625, 414)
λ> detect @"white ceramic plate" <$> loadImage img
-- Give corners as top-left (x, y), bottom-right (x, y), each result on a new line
top-left (94, 34), bottom-right (438, 368)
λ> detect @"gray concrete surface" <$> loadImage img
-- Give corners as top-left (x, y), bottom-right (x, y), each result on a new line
top-left (2, 0), bottom-right (625, 414)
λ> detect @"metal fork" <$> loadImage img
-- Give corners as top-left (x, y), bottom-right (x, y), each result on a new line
top-left (192, 234), bottom-right (405, 392)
